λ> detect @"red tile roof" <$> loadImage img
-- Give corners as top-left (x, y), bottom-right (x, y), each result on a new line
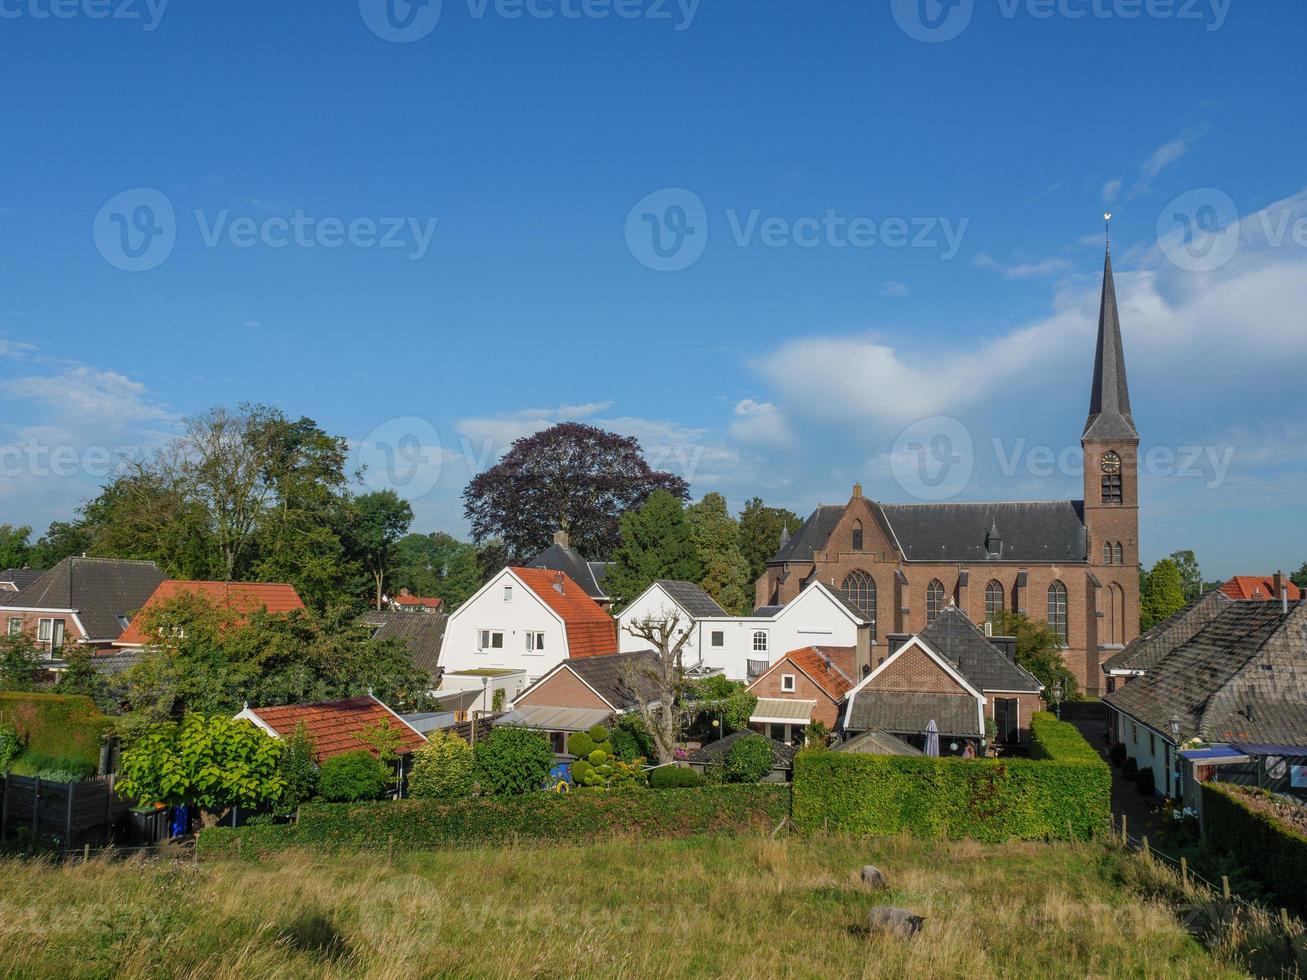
top-left (511, 567), bottom-right (617, 659)
top-left (116, 580), bottom-right (305, 646)
top-left (243, 695), bottom-right (425, 761)
top-left (392, 591), bottom-right (443, 610)
top-left (1220, 576), bottom-right (1302, 602)
top-left (757, 646), bottom-right (858, 702)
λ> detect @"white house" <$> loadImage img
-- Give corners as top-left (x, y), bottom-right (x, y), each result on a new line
top-left (617, 579), bottom-right (871, 681)
top-left (437, 567), bottom-right (618, 700)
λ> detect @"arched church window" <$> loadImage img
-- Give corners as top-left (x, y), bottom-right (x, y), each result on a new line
top-left (926, 580), bottom-right (945, 623)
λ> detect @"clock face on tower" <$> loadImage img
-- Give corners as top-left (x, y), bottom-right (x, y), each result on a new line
top-left (1101, 451), bottom-right (1121, 475)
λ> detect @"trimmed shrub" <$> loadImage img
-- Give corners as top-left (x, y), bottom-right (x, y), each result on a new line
top-left (1134, 766), bottom-right (1155, 796)
top-left (1202, 783), bottom-right (1307, 916)
top-left (473, 726), bottom-right (553, 796)
top-left (793, 712), bottom-right (1109, 842)
top-left (566, 732), bottom-right (596, 759)
top-left (408, 729), bottom-right (473, 801)
top-left (1109, 743), bottom-right (1127, 768)
top-left (197, 784), bottom-right (790, 857)
top-left (725, 734), bottom-right (773, 783)
top-left (610, 716), bottom-right (655, 763)
top-left (649, 766), bottom-right (704, 789)
top-left (570, 760), bottom-right (594, 785)
top-left (8, 752), bottom-right (95, 780)
top-left (0, 692), bottom-right (111, 772)
top-left (318, 750), bottom-right (390, 803)
top-left (587, 724), bottom-right (610, 744)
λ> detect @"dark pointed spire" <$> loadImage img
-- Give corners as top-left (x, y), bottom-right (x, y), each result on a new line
top-left (1083, 244), bottom-right (1138, 442)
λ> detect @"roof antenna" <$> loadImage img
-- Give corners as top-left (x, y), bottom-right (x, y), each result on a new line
top-left (1104, 212), bottom-right (1112, 252)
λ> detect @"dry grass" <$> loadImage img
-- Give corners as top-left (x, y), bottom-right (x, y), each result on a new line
top-left (0, 835), bottom-right (1239, 979)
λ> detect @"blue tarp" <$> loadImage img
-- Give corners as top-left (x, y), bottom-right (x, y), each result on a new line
top-left (1180, 747), bottom-right (1250, 763)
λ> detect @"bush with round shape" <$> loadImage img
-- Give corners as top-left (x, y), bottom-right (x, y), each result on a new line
top-left (473, 726), bottom-right (553, 796)
top-left (567, 731), bottom-right (596, 759)
top-left (649, 765), bottom-right (704, 789)
top-left (318, 750), bottom-right (390, 803)
top-left (725, 735), bottom-right (774, 784)
top-left (570, 759), bottom-right (594, 785)
top-left (587, 724), bottom-right (610, 744)
top-left (408, 729), bottom-right (474, 801)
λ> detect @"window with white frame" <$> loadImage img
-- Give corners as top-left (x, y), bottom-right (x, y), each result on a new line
top-left (752, 631), bottom-right (768, 652)
top-left (710, 630), bottom-right (724, 647)
top-left (37, 618), bottom-right (65, 652)
top-left (478, 629), bottom-right (504, 652)
top-left (525, 631), bottom-right (546, 653)
top-left (781, 673), bottom-right (796, 693)
top-left (7, 617), bottom-right (21, 637)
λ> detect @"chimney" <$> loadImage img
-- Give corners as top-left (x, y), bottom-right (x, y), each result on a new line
top-left (1275, 570), bottom-right (1288, 613)
top-left (552, 571), bottom-right (565, 595)
top-left (856, 627), bottom-right (872, 677)
top-left (852, 483), bottom-right (863, 499)
top-left (554, 529), bottom-right (569, 549)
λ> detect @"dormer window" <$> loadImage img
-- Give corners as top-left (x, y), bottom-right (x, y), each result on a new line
top-left (851, 521), bottom-right (863, 552)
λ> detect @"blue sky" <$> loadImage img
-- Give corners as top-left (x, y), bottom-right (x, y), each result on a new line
top-left (1, 0), bottom-right (1306, 578)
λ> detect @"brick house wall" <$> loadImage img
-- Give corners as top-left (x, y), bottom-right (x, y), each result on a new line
top-left (982, 691), bottom-right (1043, 745)
top-left (748, 665), bottom-right (841, 728)
top-left (1, 609), bottom-right (87, 657)
top-left (866, 642), bottom-right (969, 696)
top-left (515, 668), bottom-right (610, 712)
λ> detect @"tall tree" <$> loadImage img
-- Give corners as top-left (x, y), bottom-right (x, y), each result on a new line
top-left (737, 498), bottom-right (800, 584)
top-left (991, 610), bottom-right (1079, 703)
top-left (0, 524), bottom-right (32, 569)
top-left (28, 521), bottom-right (93, 569)
top-left (350, 490), bottom-right (415, 609)
top-left (606, 490), bottom-right (700, 609)
top-left (620, 613), bottom-right (697, 765)
top-left (462, 422), bottom-right (689, 560)
top-left (688, 493), bottom-right (752, 615)
top-left (1291, 562), bottom-right (1307, 591)
top-left (1141, 558), bottom-right (1186, 630)
top-left (1169, 549), bottom-right (1203, 602)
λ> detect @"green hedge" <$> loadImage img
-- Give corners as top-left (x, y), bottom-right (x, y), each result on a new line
top-left (0, 692), bottom-right (112, 772)
top-left (198, 784), bottom-right (790, 858)
top-left (792, 713), bottom-right (1109, 842)
top-left (1202, 783), bottom-right (1307, 916)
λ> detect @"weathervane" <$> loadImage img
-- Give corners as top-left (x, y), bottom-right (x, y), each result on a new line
top-left (1104, 211), bottom-right (1113, 250)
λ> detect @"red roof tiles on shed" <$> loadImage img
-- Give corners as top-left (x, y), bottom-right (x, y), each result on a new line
top-left (116, 580), bottom-right (305, 646)
top-left (1220, 576), bottom-right (1301, 602)
top-left (754, 646), bottom-right (858, 702)
top-left (242, 695), bottom-right (425, 762)
top-left (512, 567), bottom-right (618, 659)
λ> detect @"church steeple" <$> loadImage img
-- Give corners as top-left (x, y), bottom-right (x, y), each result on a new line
top-left (1083, 245), bottom-right (1138, 443)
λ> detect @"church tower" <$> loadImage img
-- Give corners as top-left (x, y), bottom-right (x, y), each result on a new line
top-left (1082, 243), bottom-right (1140, 657)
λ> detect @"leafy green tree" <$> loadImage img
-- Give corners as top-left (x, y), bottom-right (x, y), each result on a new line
top-left (472, 726), bottom-right (553, 796)
top-left (689, 493), bottom-right (752, 615)
top-left (317, 749), bottom-right (389, 802)
top-left (609, 714), bottom-right (655, 763)
top-left (408, 729), bottom-right (474, 800)
top-left (462, 422), bottom-right (689, 560)
top-left (351, 490), bottom-right (415, 610)
top-left (737, 498), bottom-right (800, 584)
top-left (724, 734), bottom-right (773, 783)
top-left (116, 714), bottom-right (285, 825)
top-left (1291, 563), bottom-right (1307, 591)
top-left (606, 490), bottom-right (700, 609)
top-left (991, 610), bottom-right (1078, 703)
top-left (277, 722), bottom-right (318, 811)
top-left (1141, 558), bottom-right (1186, 630)
top-left (28, 521), bottom-right (93, 569)
top-left (1169, 549), bottom-right (1203, 602)
top-left (684, 676), bottom-right (757, 737)
top-left (441, 542), bottom-right (485, 611)
top-left (0, 721), bottom-right (20, 773)
top-left (0, 524), bottom-right (32, 569)
top-left (53, 648), bottom-right (115, 714)
top-left (390, 532), bottom-right (448, 598)
top-left (0, 630), bottom-right (41, 692)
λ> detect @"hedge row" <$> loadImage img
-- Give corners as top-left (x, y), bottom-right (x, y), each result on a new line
top-left (198, 784), bottom-right (791, 857)
top-left (792, 713), bottom-right (1110, 842)
top-left (0, 692), bottom-right (112, 771)
top-left (1202, 783), bottom-right (1307, 916)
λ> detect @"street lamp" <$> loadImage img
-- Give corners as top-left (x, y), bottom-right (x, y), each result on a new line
top-left (1168, 715), bottom-right (1181, 740)
top-left (1168, 715), bottom-right (1182, 798)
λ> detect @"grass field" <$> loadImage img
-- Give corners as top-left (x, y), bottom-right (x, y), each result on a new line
top-left (0, 834), bottom-right (1245, 979)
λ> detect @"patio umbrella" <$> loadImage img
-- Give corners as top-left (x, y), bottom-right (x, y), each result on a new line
top-left (924, 719), bottom-right (939, 757)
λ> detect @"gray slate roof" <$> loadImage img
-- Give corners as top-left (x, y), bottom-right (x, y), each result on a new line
top-left (1102, 591), bottom-right (1234, 675)
top-left (917, 607), bottom-right (1044, 693)
top-left (562, 649), bottom-right (663, 710)
top-left (0, 568), bottom-right (45, 592)
top-left (360, 609), bottom-right (447, 680)
top-left (655, 580), bottom-right (728, 618)
top-left (770, 500), bottom-right (1087, 564)
top-left (834, 728), bottom-right (924, 756)
top-left (525, 542), bottom-right (612, 601)
top-left (0, 557), bottom-right (165, 640)
top-left (845, 691), bottom-right (981, 737)
top-left (1103, 600), bottom-right (1307, 745)
top-left (686, 730), bottom-right (796, 769)
top-left (1083, 248), bottom-right (1139, 443)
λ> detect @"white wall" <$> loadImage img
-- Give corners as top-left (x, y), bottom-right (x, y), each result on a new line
top-left (1113, 710), bottom-right (1177, 797)
top-left (440, 569), bottom-right (571, 686)
top-left (769, 584), bottom-right (863, 657)
top-left (617, 584), bottom-right (702, 655)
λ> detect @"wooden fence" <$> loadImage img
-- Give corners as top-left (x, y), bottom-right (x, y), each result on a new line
top-left (0, 774), bottom-right (132, 849)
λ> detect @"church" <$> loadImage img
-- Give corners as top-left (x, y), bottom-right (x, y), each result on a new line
top-left (755, 247), bottom-right (1140, 695)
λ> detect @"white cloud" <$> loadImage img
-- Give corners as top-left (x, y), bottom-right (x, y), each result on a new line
top-left (728, 399), bottom-right (795, 447)
top-left (455, 402), bottom-right (613, 453)
top-left (879, 280), bottom-right (910, 297)
top-left (973, 252), bottom-right (1073, 279)
top-left (1102, 179), bottom-right (1123, 204)
top-left (1142, 137), bottom-right (1189, 180)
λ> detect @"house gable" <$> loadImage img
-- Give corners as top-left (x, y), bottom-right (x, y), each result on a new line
top-left (866, 639), bottom-right (976, 697)
top-left (822, 493), bottom-right (899, 565)
top-left (515, 665), bottom-right (612, 712)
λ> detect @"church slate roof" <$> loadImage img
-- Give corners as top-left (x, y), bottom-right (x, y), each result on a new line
top-left (879, 501), bottom-right (1086, 563)
top-left (1103, 600), bottom-right (1307, 745)
top-left (1101, 590), bottom-right (1234, 675)
top-left (1083, 248), bottom-right (1139, 443)
top-left (917, 607), bottom-right (1044, 693)
top-left (772, 505), bottom-right (845, 564)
